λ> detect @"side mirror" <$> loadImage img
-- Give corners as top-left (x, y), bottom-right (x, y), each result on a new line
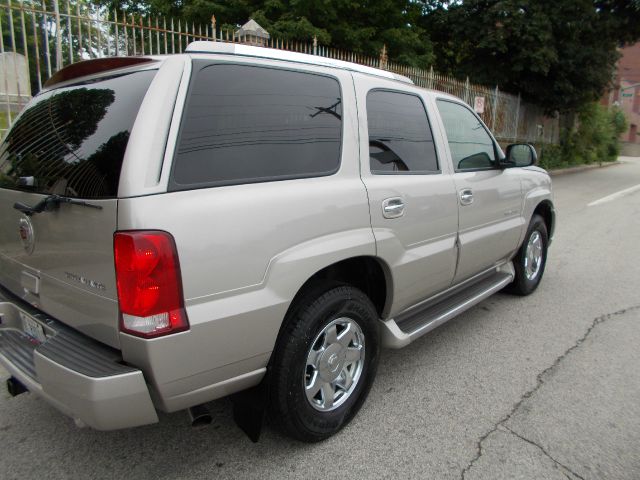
top-left (503, 144), bottom-right (538, 168)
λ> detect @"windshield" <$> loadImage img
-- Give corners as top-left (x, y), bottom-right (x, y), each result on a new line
top-left (0, 69), bottom-right (156, 199)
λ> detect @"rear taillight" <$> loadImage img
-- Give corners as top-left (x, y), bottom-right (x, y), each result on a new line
top-left (114, 231), bottom-right (189, 338)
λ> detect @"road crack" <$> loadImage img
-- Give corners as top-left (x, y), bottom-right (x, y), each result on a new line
top-left (503, 426), bottom-right (585, 480)
top-left (460, 304), bottom-right (640, 479)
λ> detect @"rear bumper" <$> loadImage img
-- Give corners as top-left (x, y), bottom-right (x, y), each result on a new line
top-left (0, 286), bottom-right (158, 430)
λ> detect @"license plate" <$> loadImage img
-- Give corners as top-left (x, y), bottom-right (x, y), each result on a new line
top-left (20, 312), bottom-right (47, 344)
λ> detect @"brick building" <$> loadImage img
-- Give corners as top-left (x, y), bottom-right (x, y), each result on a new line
top-left (603, 43), bottom-right (640, 154)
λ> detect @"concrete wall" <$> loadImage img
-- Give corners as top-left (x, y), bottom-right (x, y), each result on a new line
top-left (621, 142), bottom-right (640, 157)
top-left (0, 52), bottom-right (32, 112)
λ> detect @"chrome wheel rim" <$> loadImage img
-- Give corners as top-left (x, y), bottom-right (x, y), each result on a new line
top-left (304, 317), bottom-right (365, 412)
top-left (524, 230), bottom-right (543, 281)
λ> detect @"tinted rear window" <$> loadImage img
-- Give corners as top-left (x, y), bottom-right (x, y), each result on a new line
top-left (0, 69), bottom-right (156, 198)
top-left (170, 63), bottom-right (342, 189)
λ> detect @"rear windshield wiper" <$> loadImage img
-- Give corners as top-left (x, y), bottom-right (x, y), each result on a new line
top-left (13, 195), bottom-right (103, 216)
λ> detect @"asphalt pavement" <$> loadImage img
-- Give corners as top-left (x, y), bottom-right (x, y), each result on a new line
top-left (1, 158), bottom-right (639, 480)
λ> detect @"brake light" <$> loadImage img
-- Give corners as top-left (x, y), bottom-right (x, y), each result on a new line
top-left (114, 231), bottom-right (189, 338)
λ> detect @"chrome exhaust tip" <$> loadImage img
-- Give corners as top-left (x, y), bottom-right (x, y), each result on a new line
top-left (188, 404), bottom-right (212, 428)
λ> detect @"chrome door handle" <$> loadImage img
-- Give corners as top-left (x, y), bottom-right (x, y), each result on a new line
top-left (382, 197), bottom-right (405, 219)
top-left (459, 189), bottom-right (474, 206)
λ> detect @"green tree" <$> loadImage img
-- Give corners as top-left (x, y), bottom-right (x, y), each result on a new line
top-left (248, 0), bottom-right (433, 67)
top-left (96, 0), bottom-right (434, 67)
top-left (423, 0), bottom-right (640, 113)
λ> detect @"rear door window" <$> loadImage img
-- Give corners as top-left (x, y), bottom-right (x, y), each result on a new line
top-left (366, 90), bottom-right (439, 174)
top-left (0, 69), bottom-right (156, 198)
top-left (170, 63), bottom-right (343, 189)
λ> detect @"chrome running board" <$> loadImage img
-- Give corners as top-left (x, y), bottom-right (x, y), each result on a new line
top-left (380, 263), bottom-right (515, 349)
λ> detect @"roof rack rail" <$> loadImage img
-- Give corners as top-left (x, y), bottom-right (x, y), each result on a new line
top-left (185, 41), bottom-right (413, 85)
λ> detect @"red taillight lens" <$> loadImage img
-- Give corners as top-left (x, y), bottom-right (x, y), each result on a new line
top-left (114, 231), bottom-right (189, 338)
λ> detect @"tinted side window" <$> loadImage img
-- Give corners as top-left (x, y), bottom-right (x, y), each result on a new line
top-left (0, 70), bottom-right (156, 198)
top-left (366, 90), bottom-right (438, 174)
top-left (436, 100), bottom-right (496, 170)
top-left (171, 64), bottom-right (342, 189)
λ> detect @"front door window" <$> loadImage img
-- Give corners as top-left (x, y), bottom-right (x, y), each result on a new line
top-left (436, 100), bottom-right (496, 171)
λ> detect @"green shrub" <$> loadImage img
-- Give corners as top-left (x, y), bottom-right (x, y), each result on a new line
top-left (538, 144), bottom-right (566, 170)
top-left (543, 103), bottom-right (628, 169)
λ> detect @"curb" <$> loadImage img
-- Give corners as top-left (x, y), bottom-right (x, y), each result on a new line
top-left (548, 161), bottom-right (622, 176)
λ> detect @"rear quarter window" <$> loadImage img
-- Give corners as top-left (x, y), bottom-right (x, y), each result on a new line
top-left (170, 62), bottom-right (343, 190)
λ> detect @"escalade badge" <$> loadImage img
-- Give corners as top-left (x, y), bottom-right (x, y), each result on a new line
top-left (64, 271), bottom-right (106, 291)
top-left (18, 216), bottom-right (35, 254)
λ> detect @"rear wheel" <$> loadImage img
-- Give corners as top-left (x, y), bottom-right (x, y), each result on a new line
top-left (268, 284), bottom-right (380, 442)
top-left (507, 214), bottom-right (548, 295)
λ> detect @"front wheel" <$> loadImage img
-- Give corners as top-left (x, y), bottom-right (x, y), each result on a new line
top-left (268, 284), bottom-right (380, 442)
top-left (507, 214), bottom-right (549, 295)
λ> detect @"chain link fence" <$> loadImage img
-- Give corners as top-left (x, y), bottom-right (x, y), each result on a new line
top-left (0, 0), bottom-right (560, 144)
top-left (386, 65), bottom-right (560, 145)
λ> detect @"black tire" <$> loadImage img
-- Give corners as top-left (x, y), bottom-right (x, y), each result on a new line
top-left (268, 283), bottom-right (380, 442)
top-left (507, 214), bottom-right (549, 295)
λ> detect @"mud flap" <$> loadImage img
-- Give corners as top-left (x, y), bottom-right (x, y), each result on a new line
top-left (231, 381), bottom-right (267, 443)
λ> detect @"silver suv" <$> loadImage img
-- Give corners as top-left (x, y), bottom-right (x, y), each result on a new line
top-left (0, 42), bottom-right (554, 442)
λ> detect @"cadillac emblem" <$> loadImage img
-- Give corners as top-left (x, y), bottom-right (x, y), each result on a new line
top-left (18, 216), bottom-right (35, 254)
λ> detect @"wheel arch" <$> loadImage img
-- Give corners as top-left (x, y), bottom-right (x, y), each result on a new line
top-left (532, 200), bottom-right (555, 242)
top-left (290, 255), bottom-right (393, 320)
top-left (267, 256), bottom-right (392, 367)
